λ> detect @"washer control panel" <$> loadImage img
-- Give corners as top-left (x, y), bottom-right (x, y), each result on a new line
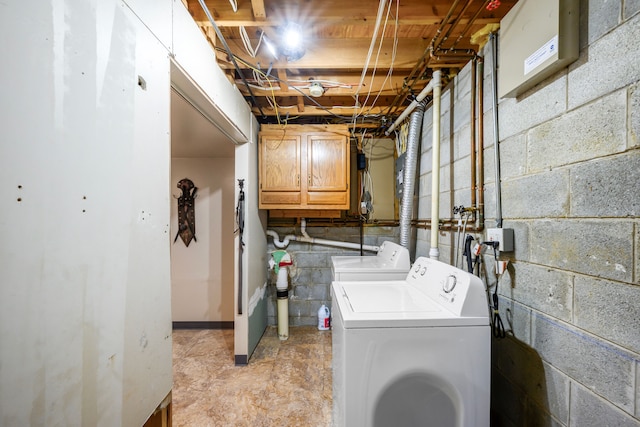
top-left (406, 257), bottom-right (484, 317)
top-left (377, 241), bottom-right (411, 268)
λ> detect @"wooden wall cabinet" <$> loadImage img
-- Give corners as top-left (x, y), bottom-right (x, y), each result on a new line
top-left (259, 124), bottom-right (350, 212)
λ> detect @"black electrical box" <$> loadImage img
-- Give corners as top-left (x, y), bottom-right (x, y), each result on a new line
top-left (357, 152), bottom-right (366, 170)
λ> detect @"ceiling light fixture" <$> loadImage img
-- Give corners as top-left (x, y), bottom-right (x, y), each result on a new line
top-left (309, 82), bottom-right (325, 97)
top-left (280, 22), bottom-right (305, 61)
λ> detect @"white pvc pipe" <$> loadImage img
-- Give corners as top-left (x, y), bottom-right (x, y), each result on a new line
top-left (385, 78), bottom-right (436, 136)
top-left (275, 268), bottom-right (289, 291)
top-left (267, 229), bottom-right (379, 252)
top-left (429, 70), bottom-right (442, 260)
top-left (277, 293), bottom-right (289, 340)
top-left (303, 236), bottom-right (379, 252)
top-left (300, 218), bottom-right (311, 238)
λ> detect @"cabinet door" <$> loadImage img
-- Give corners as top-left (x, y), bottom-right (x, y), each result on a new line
top-left (259, 134), bottom-right (302, 206)
top-left (306, 134), bottom-right (349, 207)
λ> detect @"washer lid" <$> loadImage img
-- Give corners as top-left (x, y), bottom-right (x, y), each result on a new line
top-left (331, 241), bottom-right (410, 273)
top-left (333, 281), bottom-right (489, 328)
top-left (343, 283), bottom-right (440, 313)
top-left (331, 256), bottom-right (409, 273)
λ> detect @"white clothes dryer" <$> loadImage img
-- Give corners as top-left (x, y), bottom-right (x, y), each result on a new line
top-left (331, 241), bottom-right (410, 281)
top-left (331, 257), bottom-right (490, 427)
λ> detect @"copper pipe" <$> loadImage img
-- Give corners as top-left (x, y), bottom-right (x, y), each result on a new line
top-left (477, 57), bottom-right (486, 230)
top-left (267, 218), bottom-right (400, 228)
top-left (450, 0), bottom-right (492, 50)
top-left (386, 0), bottom-right (465, 117)
top-left (267, 217), bottom-right (491, 234)
top-left (430, 49), bottom-right (476, 61)
top-left (268, 217), bottom-right (466, 229)
top-left (428, 0), bottom-right (465, 56)
top-left (414, 219), bottom-right (458, 227)
top-left (386, 0), bottom-right (483, 119)
top-left (414, 220), bottom-right (485, 233)
top-left (434, 0), bottom-right (475, 51)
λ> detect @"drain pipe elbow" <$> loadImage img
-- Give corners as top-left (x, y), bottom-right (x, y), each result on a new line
top-left (266, 230), bottom-right (282, 247)
top-left (267, 230), bottom-right (294, 248)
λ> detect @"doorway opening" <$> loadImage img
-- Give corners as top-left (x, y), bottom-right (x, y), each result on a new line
top-left (169, 69), bottom-right (237, 349)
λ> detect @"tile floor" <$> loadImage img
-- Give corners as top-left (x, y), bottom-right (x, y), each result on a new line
top-left (172, 326), bottom-right (333, 427)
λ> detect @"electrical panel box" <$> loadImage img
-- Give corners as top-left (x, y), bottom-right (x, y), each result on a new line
top-left (395, 153), bottom-right (405, 199)
top-left (498, 0), bottom-right (579, 98)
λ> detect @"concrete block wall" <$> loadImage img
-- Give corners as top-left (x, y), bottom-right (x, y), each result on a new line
top-left (417, 1), bottom-right (640, 425)
top-left (266, 226), bottom-right (399, 326)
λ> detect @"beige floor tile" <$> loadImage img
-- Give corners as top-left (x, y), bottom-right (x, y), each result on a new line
top-left (172, 326), bottom-right (332, 426)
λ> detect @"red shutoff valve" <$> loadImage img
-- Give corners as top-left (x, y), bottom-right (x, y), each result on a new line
top-left (486, 0), bottom-right (501, 11)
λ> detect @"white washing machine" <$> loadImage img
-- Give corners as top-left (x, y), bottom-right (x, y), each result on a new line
top-left (331, 241), bottom-right (410, 281)
top-left (331, 257), bottom-right (490, 427)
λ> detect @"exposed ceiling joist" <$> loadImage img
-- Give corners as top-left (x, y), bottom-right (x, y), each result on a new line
top-left (185, 0), bottom-right (518, 132)
top-left (250, 0), bottom-right (266, 20)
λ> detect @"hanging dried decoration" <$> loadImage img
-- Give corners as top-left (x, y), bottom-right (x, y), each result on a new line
top-left (174, 178), bottom-right (197, 247)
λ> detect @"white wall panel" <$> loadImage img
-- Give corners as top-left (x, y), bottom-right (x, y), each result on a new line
top-left (172, 0), bottom-right (254, 143)
top-left (234, 129), bottom-right (267, 360)
top-left (0, 0), bottom-right (171, 425)
top-left (171, 158), bottom-right (235, 322)
top-left (123, 0), bottom-right (173, 51)
top-left (120, 5), bottom-right (173, 424)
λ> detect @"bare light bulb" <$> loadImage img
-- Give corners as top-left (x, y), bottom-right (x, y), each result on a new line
top-left (280, 22), bottom-right (305, 61)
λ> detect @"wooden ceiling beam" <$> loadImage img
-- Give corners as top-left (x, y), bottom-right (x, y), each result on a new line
top-left (252, 105), bottom-right (393, 117)
top-left (189, 0), bottom-right (438, 25)
top-left (217, 37), bottom-right (432, 70)
top-left (193, 17), bottom-right (504, 28)
top-left (188, 0), bottom-right (515, 27)
top-left (277, 69), bottom-right (289, 91)
top-left (236, 74), bottom-right (412, 98)
top-left (185, 0), bottom-right (519, 122)
top-left (196, 17), bottom-right (440, 27)
top-left (251, 0), bottom-right (266, 20)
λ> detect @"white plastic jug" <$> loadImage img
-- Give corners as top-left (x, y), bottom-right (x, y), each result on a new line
top-left (318, 305), bottom-right (330, 330)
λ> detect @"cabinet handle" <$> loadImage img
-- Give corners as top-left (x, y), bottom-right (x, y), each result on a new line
top-left (308, 175), bottom-right (311, 185)
top-left (297, 175), bottom-right (300, 186)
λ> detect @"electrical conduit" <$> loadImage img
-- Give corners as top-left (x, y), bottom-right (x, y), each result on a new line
top-left (490, 33), bottom-right (503, 228)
